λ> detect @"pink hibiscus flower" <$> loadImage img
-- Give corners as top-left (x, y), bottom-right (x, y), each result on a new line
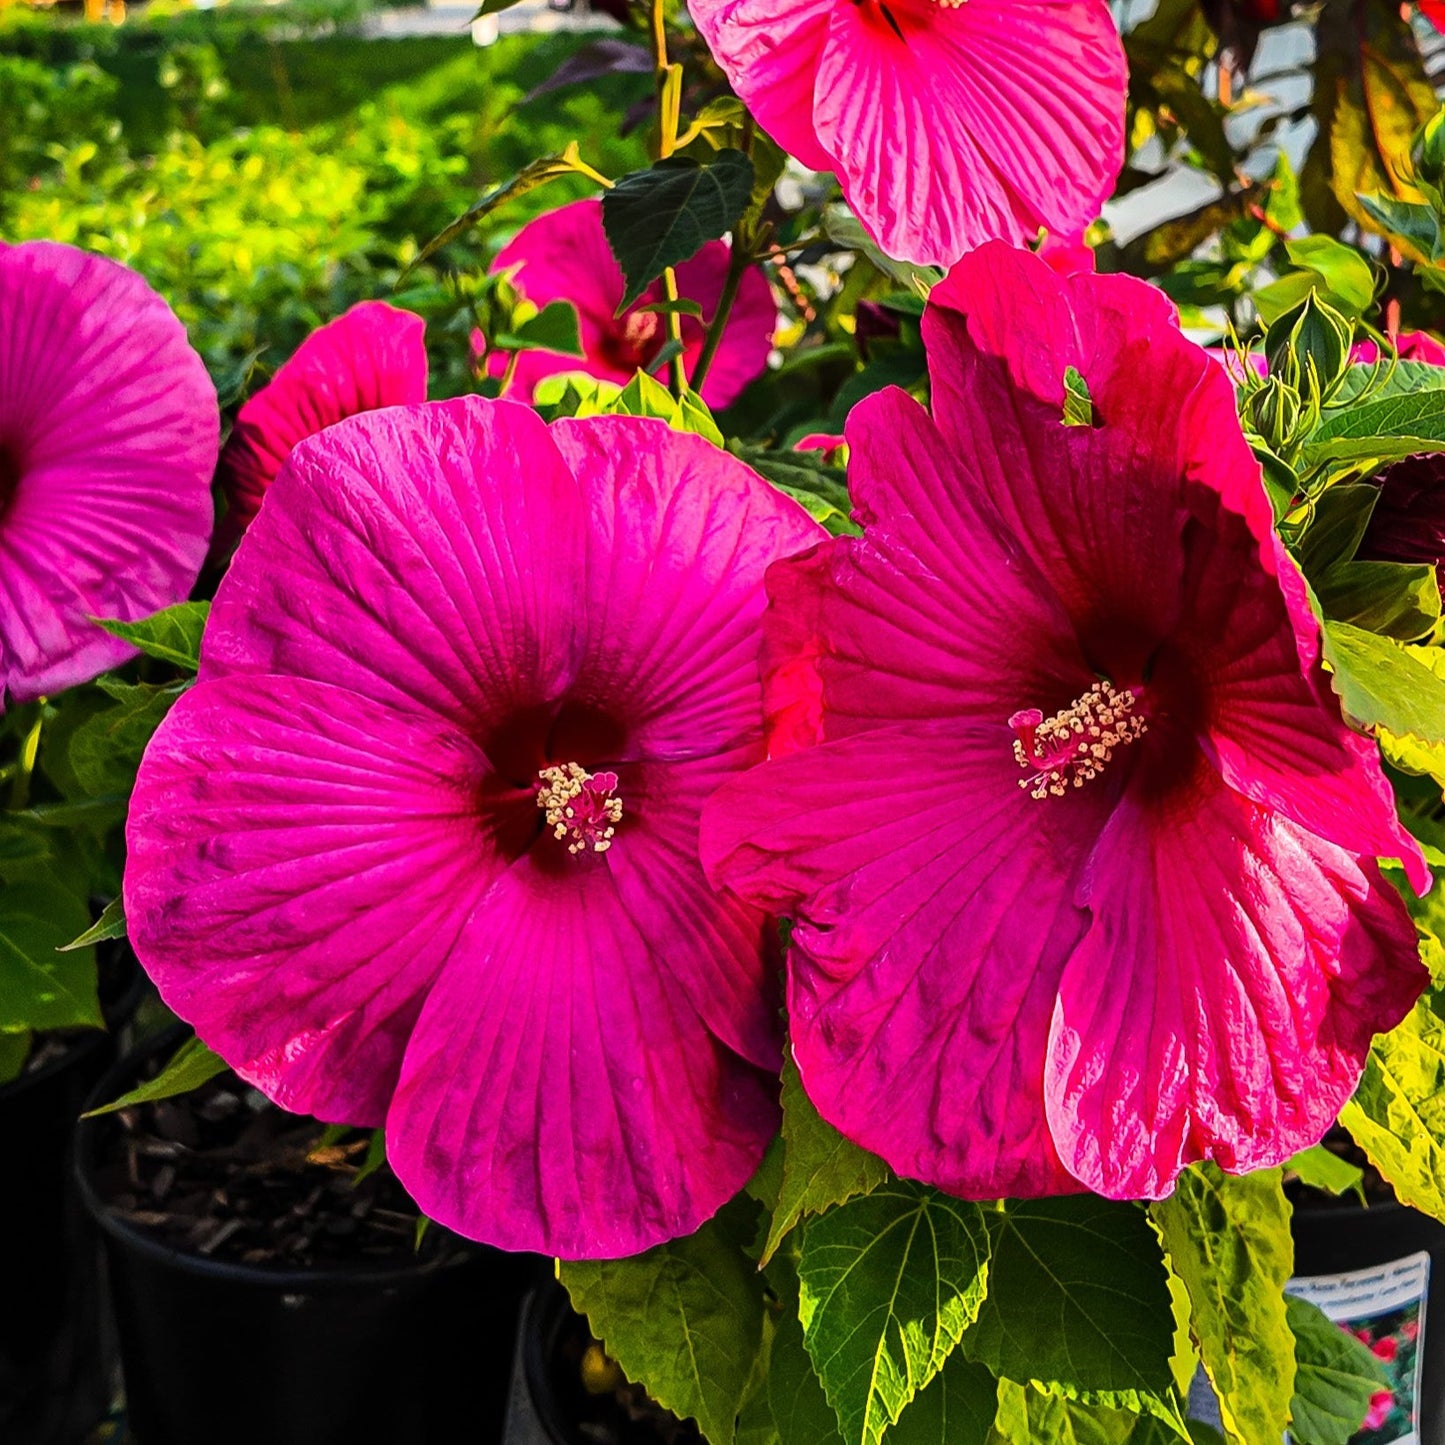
top-left (125, 397), bottom-right (823, 1258)
top-left (0, 240), bottom-right (216, 706)
top-left (687, 0), bottom-right (1126, 268)
top-left (1364, 1389), bottom-right (1394, 1431)
top-left (1422, 1), bottom-right (1445, 32)
top-left (489, 198), bottom-right (775, 409)
top-left (215, 301), bottom-right (427, 558)
top-left (702, 243), bottom-right (1427, 1201)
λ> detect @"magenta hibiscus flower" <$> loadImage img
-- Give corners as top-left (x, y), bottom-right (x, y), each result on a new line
top-left (702, 243), bottom-right (1428, 1201)
top-left (216, 301), bottom-right (427, 557)
top-left (125, 397), bottom-right (822, 1257)
top-left (488, 198), bottom-right (775, 408)
top-left (0, 240), bottom-right (216, 706)
top-left (687, 0), bottom-right (1126, 268)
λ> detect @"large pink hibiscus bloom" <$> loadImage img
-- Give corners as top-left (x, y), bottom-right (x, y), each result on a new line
top-left (125, 397), bottom-right (823, 1258)
top-left (489, 198), bottom-right (776, 408)
top-left (0, 240), bottom-right (216, 705)
top-left (216, 301), bottom-right (427, 557)
top-left (702, 243), bottom-right (1428, 1202)
top-left (687, 0), bottom-right (1126, 268)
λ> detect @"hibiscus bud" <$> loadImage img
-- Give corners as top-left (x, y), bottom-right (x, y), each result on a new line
top-left (1414, 108), bottom-right (1445, 189)
top-left (1246, 376), bottom-right (1301, 452)
top-left (1265, 293), bottom-right (1352, 406)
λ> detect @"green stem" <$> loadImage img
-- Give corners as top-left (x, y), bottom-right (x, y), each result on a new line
top-left (649, 0), bottom-right (688, 397)
top-left (690, 249), bottom-right (747, 396)
top-left (10, 703), bottom-right (43, 811)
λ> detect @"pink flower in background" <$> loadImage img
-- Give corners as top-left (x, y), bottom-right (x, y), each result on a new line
top-left (1351, 330), bottom-right (1445, 366)
top-left (125, 397), bottom-right (822, 1258)
top-left (1038, 230), bottom-right (1097, 277)
top-left (0, 240), bottom-right (217, 707)
top-left (1364, 1390), bottom-right (1394, 1431)
top-left (1421, 1), bottom-right (1445, 33)
top-left (703, 243), bottom-right (1426, 1201)
top-left (489, 198), bottom-right (775, 408)
top-left (795, 432), bottom-right (846, 464)
top-left (215, 302), bottom-right (427, 558)
top-left (687, 0), bottom-right (1126, 268)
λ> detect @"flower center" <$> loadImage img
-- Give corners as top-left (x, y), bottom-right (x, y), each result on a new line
top-left (537, 763), bottom-right (623, 854)
top-left (1008, 681), bottom-right (1147, 800)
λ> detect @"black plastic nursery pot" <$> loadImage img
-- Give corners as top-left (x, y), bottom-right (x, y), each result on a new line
top-left (0, 944), bottom-right (145, 1445)
top-left (505, 1281), bottom-right (702, 1445)
top-left (75, 1029), bottom-right (545, 1445)
top-left (1291, 1195), bottom-right (1445, 1444)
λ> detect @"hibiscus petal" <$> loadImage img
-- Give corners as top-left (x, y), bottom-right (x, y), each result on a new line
top-left (204, 398), bottom-right (588, 738)
top-left (759, 386), bottom-right (1089, 751)
top-left (609, 746), bottom-right (783, 1070)
top-left (814, 0), bottom-right (1125, 265)
top-left (547, 414), bottom-right (823, 760)
top-left (703, 719), bottom-right (1113, 1197)
top-left (0, 241), bottom-right (216, 703)
top-left (674, 243), bottom-right (777, 410)
top-left (386, 852), bottom-right (779, 1258)
top-left (125, 673), bottom-right (509, 1126)
top-left (1048, 768), bottom-right (1426, 1199)
top-left (217, 301), bottom-right (427, 554)
top-left (684, 0), bottom-right (837, 173)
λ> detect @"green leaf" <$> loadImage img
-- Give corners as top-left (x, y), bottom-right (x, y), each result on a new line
top-left (97, 601), bottom-right (209, 672)
top-left (761, 1051), bottom-right (891, 1264)
top-left (888, 1349), bottom-right (996, 1445)
top-left (0, 1028), bottom-right (31, 1085)
top-left (1357, 191), bottom-right (1442, 263)
top-left (989, 1380), bottom-right (1138, 1445)
top-left (68, 680), bottom-right (187, 797)
top-left (1149, 1165), bottom-right (1294, 1445)
top-left (1320, 622), bottom-right (1445, 747)
top-left (1282, 236), bottom-right (1377, 315)
top-left (1306, 386), bottom-right (1445, 464)
top-left (634, 298), bottom-right (706, 319)
top-left (59, 895), bottom-right (125, 952)
top-left (768, 1261), bottom-right (845, 1445)
top-left (560, 1197), bottom-right (768, 1445)
top-left (820, 205), bottom-right (942, 297)
top-left (83, 1033), bottom-right (228, 1117)
top-left (1063, 367), bottom-right (1094, 427)
top-left (1340, 983), bottom-right (1445, 1221)
top-left (602, 151), bottom-right (755, 309)
top-left (962, 1198), bottom-right (1180, 1422)
top-left (1284, 1146), bottom-right (1366, 1203)
top-left (1285, 1295), bottom-right (1389, 1445)
top-left (797, 1182), bottom-right (990, 1445)
top-left (728, 443), bottom-right (857, 536)
top-left (491, 300), bottom-right (584, 357)
top-left (0, 877), bottom-right (100, 1032)
top-left (1331, 359), bottom-right (1445, 406)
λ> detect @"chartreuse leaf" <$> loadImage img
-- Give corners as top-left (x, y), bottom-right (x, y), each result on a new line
top-left (1340, 983), bottom-right (1445, 1222)
top-left (84, 1034), bottom-right (228, 1117)
top-left (59, 895), bottom-right (125, 953)
top-left (0, 877), bottom-right (100, 1032)
top-left (1149, 1165), bottom-right (1295, 1445)
top-left (1380, 644), bottom-right (1445, 785)
top-left (560, 1197), bottom-right (767, 1445)
top-left (989, 1380), bottom-right (1137, 1445)
top-left (490, 300), bottom-right (584, 357)
top-left (796, 1182), bottom-right (990, 1445)
top-left (1062, 367), bottom-right (1094, 427)
top-left (761, 1052), bottom-right (891, 1264)
top-left (961, 1198), bottom-right (1185, 1434)
top-left (97, 600), bottom-right (209, 672)
top-left (1330, 359), bottom-right (1445, 407)
top-left (602, 151), bottom-right (754, 309)
top-left (1321, 623), bottom-right (1445, 750)
top-left (1306, 387), bottom-right (1445, 465)
top-left (1284, 1146), bottom-right (1365, 1203)
top-left (1285, 1296), bottom-right (1389, 1445)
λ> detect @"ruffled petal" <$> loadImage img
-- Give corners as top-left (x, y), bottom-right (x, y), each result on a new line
top-left (203, 399), bottom-right (588, 738)
top-left (0, 241), bottom-right (217, 703)
top-left (124, 673), bottom-right (509, 1126)
top-left (216, 301), bottom-right (428, 555)
top-left (702, 719), bottom-right (1112, 1198)
top-left (814, 0), bottom-right (1125, 264)
top-left (761, 385), bottom-right (1088, 747)
top-left (547, 414), bottom-right (824, 761)
top-left (685, 0), bottom-right (836, 172)
top-left (1048, 766), bottom-right (1426, 1198)
top-left (386, 852), bottom-right (779, 1258)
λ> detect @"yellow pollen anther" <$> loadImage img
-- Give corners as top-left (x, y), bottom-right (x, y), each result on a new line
top-left (1008, 681), bottom-right (1147, 801)
top-left (537, 763), bottom-right (623, 854)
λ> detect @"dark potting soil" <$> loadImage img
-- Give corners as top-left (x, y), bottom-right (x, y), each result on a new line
top-left (94, 1067), bottom-right (434, 1269)
top-left (1284, 1125), bottom-right (1399, 1209)
top-left (547, 1301), bottom-right (705, 1445)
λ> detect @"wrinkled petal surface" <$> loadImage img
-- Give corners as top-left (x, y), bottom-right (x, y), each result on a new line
top-left (0, 241), bottom-right (216, 703)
